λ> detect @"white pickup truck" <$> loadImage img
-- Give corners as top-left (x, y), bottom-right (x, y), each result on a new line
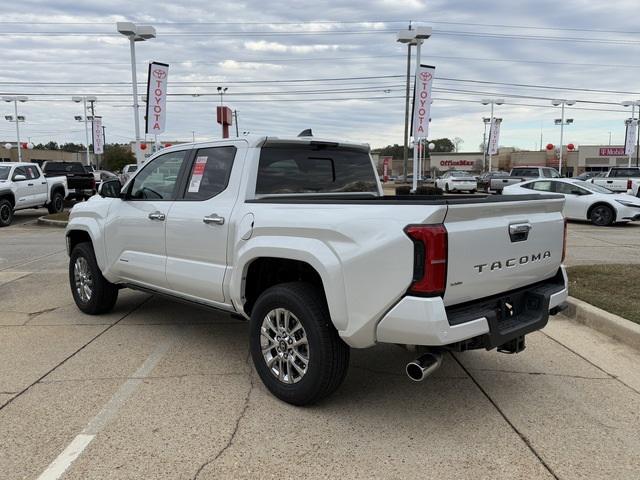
top-left (491, 166), bottom-right (562, 193)
top-left (587, 167), bottom-right (640, 195)
top-left (0, 162), bottom-right (68, 227)
top-left (65, 135), bottom-right (568, 405)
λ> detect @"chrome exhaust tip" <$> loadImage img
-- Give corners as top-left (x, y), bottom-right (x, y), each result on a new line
top-left (406, 351), bottom-right (443, 382)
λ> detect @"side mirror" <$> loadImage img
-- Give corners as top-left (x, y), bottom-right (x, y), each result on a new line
top-left (98, 178), bottom-right (123, 198)
top-left (13, 174), bottom-right (27, 181)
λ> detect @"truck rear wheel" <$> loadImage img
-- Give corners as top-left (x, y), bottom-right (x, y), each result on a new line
top-left (249, 282), bottom-right (350, 406)
top-left (0, 199), bottom-right (13, 227)
top-left (69, 242), bottom-right (119, 314)
top-left (47, 191), bottom-right (64, 214)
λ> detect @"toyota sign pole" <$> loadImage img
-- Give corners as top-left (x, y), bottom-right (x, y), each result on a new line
top-left (411, 63), bottom-right (435, 192)
top-left (145, 62), bottom-right (169, 155)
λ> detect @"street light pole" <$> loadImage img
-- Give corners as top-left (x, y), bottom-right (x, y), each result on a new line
top-left (13, 99), bottom-right (22, 162)
top-left (482, 117), bottom-right (490, 171)
top-left (552, 99), bottom-right (576, 175)
top-left (2, 96), bottom-right (27, 162)
top-left (117, 22), bottom-right (156, 165)
top-left (482, 99), bottom-right (504, 172)
top-left (402, 37), bottom-right (412, 182)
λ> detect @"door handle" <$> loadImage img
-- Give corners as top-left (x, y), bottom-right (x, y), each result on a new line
top-left (28, 183), bottom-right (34, 186)
top-left (148, 211), bottom-right (166, 221)
top-left (203, 214), bottom-right (225, 225)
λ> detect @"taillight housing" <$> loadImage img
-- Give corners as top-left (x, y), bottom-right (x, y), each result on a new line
top-left (404, 224), bottom-right (448, 296)
top-left (627, 179), bottom-right (632, 190)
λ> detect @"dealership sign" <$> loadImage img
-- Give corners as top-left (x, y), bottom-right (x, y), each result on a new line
top-left (412, 65), bottom-right (435, 140)
top-left (624, 121), bottom-right (637, 156)
top-left (92, 116), bottom-right (103, 155)
top-left (145, 62), bottom-right (169, 135)
top-left (487, 118), bottom-right (501, 155)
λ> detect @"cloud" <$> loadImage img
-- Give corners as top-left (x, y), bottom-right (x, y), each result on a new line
top-left (244, 40), bottom-right (341, 53)
top-left (0, 0), bottom-right (637, 151)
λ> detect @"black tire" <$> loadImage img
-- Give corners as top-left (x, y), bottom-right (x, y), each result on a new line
top-left (69, 242), bottom-right (119, 314)
top-left (47, 191), bottom-right (64, 214)
top-left (470, 189), bottom-right (477, 194)
top-left (0, 199), bottom-right (13, 227)
top-left (445, 183), bottom-right (450, 193)
top-left (590, 204), bottom-right (614, 226)
top-left (249, 282), bottom-right (350, 406)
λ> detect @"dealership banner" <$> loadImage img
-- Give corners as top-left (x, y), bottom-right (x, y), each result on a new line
top-left (145, 62), bottom-right (169, 135)
top-left (412, 64), bottom-right (435, 140)
top-left (92, 116), bottom-right (103, 154)
top-left (487, 118), bottom-right (501, 155)
top-left (624, 121), bottom-right (636, 156)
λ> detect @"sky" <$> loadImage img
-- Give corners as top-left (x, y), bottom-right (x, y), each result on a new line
top-left (0, 0), bottom-right (639, 151)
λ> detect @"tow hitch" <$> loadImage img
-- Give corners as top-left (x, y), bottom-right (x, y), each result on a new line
top-left (497, 335), bottom-right (526, 354)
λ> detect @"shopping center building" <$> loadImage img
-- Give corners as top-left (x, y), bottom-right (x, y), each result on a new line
top-left (375, 144), bottom-right (634, 178)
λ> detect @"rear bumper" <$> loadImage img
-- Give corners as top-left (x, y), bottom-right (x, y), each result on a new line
top-left (376, 266), bottom-right (568, 348)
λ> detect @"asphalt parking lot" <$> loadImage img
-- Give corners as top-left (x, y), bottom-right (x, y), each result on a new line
top-left (1, 218), bottom-right (639, 479)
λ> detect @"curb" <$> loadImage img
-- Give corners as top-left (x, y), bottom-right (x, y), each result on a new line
top-left (561, 296), bottom-right (640, 350)
top-left (37, 216), bottom-right (68, 228)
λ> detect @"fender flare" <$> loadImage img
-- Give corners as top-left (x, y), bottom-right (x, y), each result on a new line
top-left (229, 236), bottom-right (349, 331)
top-left (65, 220), bottom-right (107, 271)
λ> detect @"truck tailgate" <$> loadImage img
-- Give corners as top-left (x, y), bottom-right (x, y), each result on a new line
top-left (443, 196), bottom-right (565, 306)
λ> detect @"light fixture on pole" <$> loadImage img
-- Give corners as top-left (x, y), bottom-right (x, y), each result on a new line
top-left (551, 99), bottom-right (575, 175)
top-left (481, 98), bottom-right (504, 172)
top-left (397, 22), bottom-right (413, 183)
top-left (2, 95), bottom-right (27, 162)
top-left (397, 26), bottom-right (432, 192)
top-left (72, 95), bottom-right (97, 166)
top-left (217, 86), bottom-right (228, 106)
top-left (117, 21), bottom-right (156, 165)
top-left (621, 100), bottom-right (640, 168)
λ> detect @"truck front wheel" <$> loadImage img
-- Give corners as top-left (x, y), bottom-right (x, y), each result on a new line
top-left (249, 282), bottom-right (350, 406)
top-left (69, 242), bottom-right (119, 314)
top-left (0, 199), bottom-right (13, 227)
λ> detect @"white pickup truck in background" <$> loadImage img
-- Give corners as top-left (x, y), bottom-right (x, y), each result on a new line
top-left (491, 166), bottom-right (562, 193)
top-left (0, 162), bottom-right (68, 227)
top-left (587, 167), bottom-right (640, 195)
top-left (65, 134), bottom-right (569, 405)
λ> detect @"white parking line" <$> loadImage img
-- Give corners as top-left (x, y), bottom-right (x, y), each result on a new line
top-left (36, 336), bottom-right (175, 480)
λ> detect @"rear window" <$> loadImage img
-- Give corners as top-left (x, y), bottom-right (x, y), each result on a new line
top-left (511, 168), bottom-right (539, 177)
top-left (45, 162), bottom-right (85, 173)
top-left (0, 166), bottom-right (10, 180)
top-left (610, 168), bottom-right (640, 177)
top-left (256, 144), bottom-right (377, 195)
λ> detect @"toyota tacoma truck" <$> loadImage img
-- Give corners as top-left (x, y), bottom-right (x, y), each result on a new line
top-left (491, 166), bottom-right (561, 194)
top-left (65, 134), bottom-right (569, 405)
top-left (587, 167), bottom-right (640, 195)
top-left (0, 162), bottom-right (67, 227)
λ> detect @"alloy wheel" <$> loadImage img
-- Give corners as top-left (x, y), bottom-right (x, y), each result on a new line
top-left (260, 308), bottom-right (309, 384)
top-left (73, 256), bottom-right (93, 302)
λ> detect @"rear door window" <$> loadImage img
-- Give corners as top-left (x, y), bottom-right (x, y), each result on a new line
top-left (256, 143), bottom-right (377, 195)
top-left (184, 146), bottom-right (236, 200)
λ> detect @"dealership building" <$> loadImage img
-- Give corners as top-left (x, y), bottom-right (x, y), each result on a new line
top-left (376, 145), bottom-right (635, 177)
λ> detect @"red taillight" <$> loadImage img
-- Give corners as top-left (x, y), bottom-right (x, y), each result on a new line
top-left (404, 224), bottom-right (448, 296)
top-left (562, 218), bottom-right (568, 262)
top-left (627, 179), bottom-right (632, 190)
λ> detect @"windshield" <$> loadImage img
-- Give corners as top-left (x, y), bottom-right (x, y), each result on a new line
top-left (573, 180), bottom-right (613, 194)
top-left (0, 166), bottom-right (9, 180)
